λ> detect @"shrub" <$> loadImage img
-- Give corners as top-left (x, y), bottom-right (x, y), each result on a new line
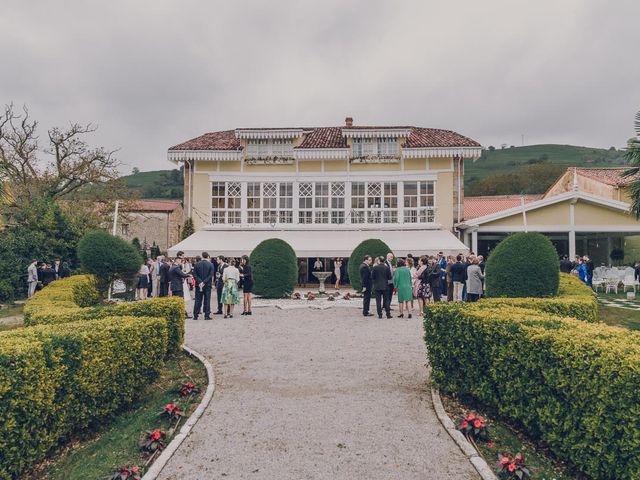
top-left (423, 275), bottom-right (639, 479)
top-left (23, 276), bottom-right (185, 354)
top-left (250, 238), bottom-right (297, 298)
top-left (0, 316), bottom-right (168, 479)
top-left (0, 280), bottom-right (15, 303)
top-left (485, 232), bottom-right (559, 298)
top-left (77, 230), bottom-right (142, 293)
top-left (347, 238), bottom-right (392, 291)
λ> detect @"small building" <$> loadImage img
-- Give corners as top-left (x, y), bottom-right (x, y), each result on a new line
top-left (167, 117), bottom-right (481, 260)
top-left (458, 167), bottom-right (640, 266)
top-left (116, 199), bottom-right (184, 253)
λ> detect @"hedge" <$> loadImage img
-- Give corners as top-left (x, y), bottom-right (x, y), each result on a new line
top-left (0, 316), bottom-right (168, 479)
top-left (423, 274), bottom-right (639, 479)
top-left (24, 275), bottom-right (185, 353)
top-left (485, 232), bottom-right (560, 298)
top-left (251, 238), bottom-right (298, 298)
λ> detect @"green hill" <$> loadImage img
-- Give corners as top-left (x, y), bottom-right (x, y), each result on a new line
top-left (465, 144), bottom-right (627, 195)
top-left (122, 168), bottom-right (183, 199)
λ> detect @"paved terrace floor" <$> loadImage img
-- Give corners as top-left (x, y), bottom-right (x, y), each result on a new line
top-left (158, 303), bottom-right (479, 480)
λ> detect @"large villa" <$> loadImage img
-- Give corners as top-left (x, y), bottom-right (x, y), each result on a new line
top-left (168, 117), bottom-right (481, 259)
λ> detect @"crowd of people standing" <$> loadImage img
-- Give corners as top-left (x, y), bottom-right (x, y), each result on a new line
top-left (137, 251), bottom-right (253, 319)
top-left (26, 258), bottom-right (71, 297)
top-left (358, 252), bottom-right (486, 319)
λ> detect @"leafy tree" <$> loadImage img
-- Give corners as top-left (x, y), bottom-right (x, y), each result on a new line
top-left (485, 232), bottom-right (559, 298)
top-left (348, 239), bottom-right (393, 291)
top-left (250, 238), bottom-right (297, 298)
top-left (623, 111), bottom-right (640, 217)
top-left (150, 242), bottom-right (161, 259)
top-left (132, 167), bottom-right (140, 175)
top-left (466, 161), bottom-right (566, 196)
top-left (78, 231), bottom-right (142, 294)
top-left (181, 218), bottom-right (195, 240)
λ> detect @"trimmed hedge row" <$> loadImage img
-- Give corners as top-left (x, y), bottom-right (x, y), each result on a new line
top-left (423, 274), bottom-right (639, 480)
top-left (24, 275), bottom-right (185, 353)
top-left (481, 273), bottom-right (599, 323)
top-left (0, 316), bottom-right (168, 479)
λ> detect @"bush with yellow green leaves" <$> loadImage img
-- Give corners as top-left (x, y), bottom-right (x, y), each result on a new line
top-left (424, 273), bottom-right (638, 479)
top-left (0, 316), bottom-right (168, 479)
top-left (24, 275), bottom-right (185, 353)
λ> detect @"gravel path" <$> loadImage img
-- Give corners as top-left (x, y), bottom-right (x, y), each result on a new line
top-left (158, 305), bottom-right (479, 480)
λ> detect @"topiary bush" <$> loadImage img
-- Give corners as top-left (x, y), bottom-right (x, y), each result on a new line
top-left (77, 230), bottom-right (142, 293)
top-left (485, 232), bottom-right (559, 298)
top-left (250, 238), bottom-right (297, 298)
top-left (348, 238), bottom-right (393, 291)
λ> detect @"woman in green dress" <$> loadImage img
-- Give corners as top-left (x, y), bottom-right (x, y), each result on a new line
top-left (393, 258), bottom-right (413, 318)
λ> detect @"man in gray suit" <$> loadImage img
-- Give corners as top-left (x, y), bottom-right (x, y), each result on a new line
top-left (27, 259), bottom-right (39, 298)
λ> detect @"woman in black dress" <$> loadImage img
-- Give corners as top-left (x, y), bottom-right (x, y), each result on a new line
top-left (240, 255), bottom-right (254, 315)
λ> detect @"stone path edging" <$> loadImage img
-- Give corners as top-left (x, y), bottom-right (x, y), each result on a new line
top-left (142, 345), bottom-right (216, 480)
top-left (429, 382), bottom-right (497, 480)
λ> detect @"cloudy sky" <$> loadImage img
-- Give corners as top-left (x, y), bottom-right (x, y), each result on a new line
top-left (1, 0), bottom-right (639, 172)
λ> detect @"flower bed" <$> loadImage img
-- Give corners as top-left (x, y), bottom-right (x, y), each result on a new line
top-left (1, 275), bottom-right (186, 479)
top-left (24, 275), bottom-right (185, 353)
top-left (424, 274), bottom-right (640, 479)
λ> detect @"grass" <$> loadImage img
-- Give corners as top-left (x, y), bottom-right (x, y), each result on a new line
top-left (465, 144), bottom-right (626, 183)
top-left (29, 352), bottom-right (207, 480)
top-left (442, 395), bottom-right (576, 480)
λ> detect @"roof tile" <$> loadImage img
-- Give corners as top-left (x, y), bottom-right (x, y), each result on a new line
top-left (464, 195), bottom-right (542, 220)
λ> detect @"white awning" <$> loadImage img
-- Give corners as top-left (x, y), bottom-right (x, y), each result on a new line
top-left (168, 228), bottom-right (468, 258)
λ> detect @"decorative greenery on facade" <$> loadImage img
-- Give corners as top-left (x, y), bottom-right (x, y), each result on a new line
top-left (485, 232), bottom-right (560, 298)
top-left (250, 238), bottom-right (297, 298)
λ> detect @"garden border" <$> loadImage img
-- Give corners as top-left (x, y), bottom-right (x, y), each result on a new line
top-left (142, 345), bottom-right (216, 480)
top-left (429, 369), bottom-right (497, 480)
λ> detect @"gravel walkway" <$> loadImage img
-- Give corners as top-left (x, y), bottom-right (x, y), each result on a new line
top-left (158, 305), bottom-right (479, 480)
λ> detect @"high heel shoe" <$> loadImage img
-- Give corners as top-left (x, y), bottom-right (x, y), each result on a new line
top-left (398, 314), bottom-right (404, 318)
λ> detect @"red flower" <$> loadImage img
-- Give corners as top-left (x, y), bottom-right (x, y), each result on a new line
top-left (473, 420), bottom-right (482, 428)
top-left (461, 420), bottom-right (468, 428)
top-left (508, 462), bottom-right (516, 472)
top-left (499, 456), bottom-right (510, 466)
top-left (165, 404), bottom-right (176, 412)
top-left (186, 382), bottom-right (194, 389)
top-left (477, 415), bottom-right (484, 422)
top-left (132, 467), bottom-right (139, 474)
top-left (486, 442), bottom-right (495, 447)
top-left (467, 413), bottom-right (476, 420)
top-left (149, 430), bottom-right (162, 442)
top-left (515, 454), bottom-right (524, 464)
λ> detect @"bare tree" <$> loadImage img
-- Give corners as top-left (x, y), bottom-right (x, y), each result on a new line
top-left (0, 103), bottom-right (122, 208)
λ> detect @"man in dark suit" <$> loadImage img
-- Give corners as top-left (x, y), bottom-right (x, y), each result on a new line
top-left (371, 256), bottom-right (392, 319)
top-left (168, 258), bottom-right (191, 318)
top-left (193, 252), bottom-right (215, 320)
top-left (559, 255), bottom-right (573, 274)
top-left (359, 255), bottom-right (373, 317)
top-left (384, 252), bottom-right (395, 310)
top-left (214, 255), bottom-right (228, 314)
top-left (428, 259), bottom-right (442, 302)
top-left (159, 256), bottom-right (170, 297)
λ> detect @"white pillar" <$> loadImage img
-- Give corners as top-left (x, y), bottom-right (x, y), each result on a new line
top-left (569, 230), bottom-right (576, 259)
top-left (471, 230), bottom-right (478, 254)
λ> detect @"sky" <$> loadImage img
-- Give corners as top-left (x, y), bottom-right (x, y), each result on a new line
top-left (1, 0), bottom-right (639, 173)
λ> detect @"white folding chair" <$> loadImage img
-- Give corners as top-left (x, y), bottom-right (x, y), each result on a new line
top-left (623, 275), bottom-right (637, 293)
top-left (605, 278), bottom-right (619, 294)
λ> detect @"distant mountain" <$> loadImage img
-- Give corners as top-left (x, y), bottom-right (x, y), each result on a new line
top-left (465, 144), bottom-right (627, 195)
top-left (121, 168), bottom-right (183, 199)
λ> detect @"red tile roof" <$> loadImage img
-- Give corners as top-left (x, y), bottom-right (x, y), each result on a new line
top-left (574, 167), bottom-right (637, 186)
top-left (168, 126), bottom-right (479, 151)
top-left (464, 195), bottom-right (543, 220)
top-left (127, 199), bottom-right (182, 212)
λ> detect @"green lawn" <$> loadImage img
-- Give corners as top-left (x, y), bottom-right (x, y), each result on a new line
top-left (30, 352), bottom-right (207, 480)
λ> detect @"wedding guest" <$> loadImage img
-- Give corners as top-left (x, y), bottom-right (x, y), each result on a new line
top-left (146, 259), bottom-right (155, 297)
top-left (393, 258), bottom-right (413, 318)
top-left (359, 255), bottom-right (373, 317)
top-left (193, 252), bottom-right (214, 320)
top-left (446, 256), bottom-right (455, 302)
top-left (298, 259), bottom-right (308, 287)
top-left (222, 259), bottom-right (240, 318)
top-left (372, 256), bottom-right (392, 319)
top-left (406, 257), bottom-right (416, 317)
top-left (428, 256), bottom-right (442, 302)
top-left (385, 253), bottom-right (395, 310)
top-left (27, 259), bottom-right (38, 298)
top-left (159, 257), bottom-right (170, 297)
top-left (240, 255), bottom-right (254, 315)
top-left (465, 257), bottom-right (484, 302)
top-left (334, 258), bottom-right (343, 289)
top-left (450, 254), bottom-right (466, 302)
top-left (414, 256), bottom-right (429, 313)
top-left (136, 262), bottom-right (150, 300)
top-left (215, 256), bottom-right (228, 314)
top-left (169, 257), bottom-right (191, 317)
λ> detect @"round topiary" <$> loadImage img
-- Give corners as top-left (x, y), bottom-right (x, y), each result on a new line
top-left (485, 232), bottom-right (559, 298)
top-left (348, 238), bottom-right (393, 291)
top-left (77, 230), bottom-right (142, 293)
top-left (250, 238), bottom-right (297, 298)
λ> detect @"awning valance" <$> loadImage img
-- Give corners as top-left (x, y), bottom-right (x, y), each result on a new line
top-left (168, 228), bottom-right (468, 258)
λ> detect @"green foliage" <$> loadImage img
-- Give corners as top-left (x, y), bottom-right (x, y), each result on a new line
top-left (466, 161), bottom-right (566, 196)
top-left (0, 280), bottom-right (15, 303)
top-left (131, 237), bottom-right (148, 263)
top-left (24, 276), bottom-right (185, 354)
top-left (0, 198), bottom-right (91, 300)
top-left (122, 168), bottom-right (184, 199)
top-left (623, 112), bottom-right (640, 218)
top-left (0, 316), bottom-right (168, 479)
top-left (150, 243), bottom-right (161, 259)
top-left (485, 233), bottom-right (559, 298)
top-left (423, 276), bottom-right (639, 479)
top-left (181, 218), bottom-right (195, 240)
top-left (347, 238), bottom-right (393, 291)
top-left (250, 238), bottom-right (297, 298)
top-left (77, 231), bottom-right (142, 292)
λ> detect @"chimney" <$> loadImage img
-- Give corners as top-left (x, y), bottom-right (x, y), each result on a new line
top-left (345, 116), bottom-right (353, 127)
